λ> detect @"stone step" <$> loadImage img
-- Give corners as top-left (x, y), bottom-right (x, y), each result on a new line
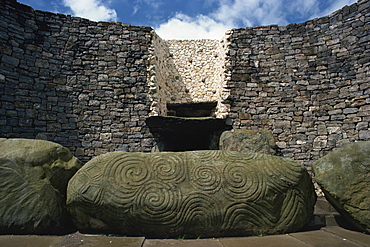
top-left (314, 197), bottom-right (340, 227)
top-left (315, 197), bottom-right (338, 214)
top-left (304, 197), bottom-right (342, 230)
top-left (308, 197), bottom-right (361, 231)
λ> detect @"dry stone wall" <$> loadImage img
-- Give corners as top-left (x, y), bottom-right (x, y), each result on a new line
top-left (166, 40), bottom-right (228, 118)
top-left (148, 39), bottom-right (229, 118)
top-left (0, 0), bottom-right (154, 161)
top-left (147, 33), bottom-right (187, 117)
top-left (0, 0), bottom-right (369, 167)
top-left (226, 0), bottom-right (370, 167)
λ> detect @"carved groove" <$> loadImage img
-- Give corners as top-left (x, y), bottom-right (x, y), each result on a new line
top-left (190, 164), bottom-right (221, 194)
top-left (134, 181), bottom-right (180, 226)
top-left (151, 154), bottom-right (186, 183)
top-left (67, 150), bottom-right (316, 238)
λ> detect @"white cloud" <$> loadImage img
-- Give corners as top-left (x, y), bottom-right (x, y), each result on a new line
top-left (156, 0), bottom-right (288, 39)
top-left (314, 0), bottom-right (357, 18)
top-left (213, 0), bottom-right (287, 27)
top-left (132, 0), bottom-right (162, 15)
top-left (287, 0), bottom-right (319, 17)
top-left (156, 13), bottom-right (231, 40)
top-left (132, 5), bottom-right (140, 15)
top-left (155, 0), bottom-right (357, 40)
top-left (63, 0), bottom-right (117, 22)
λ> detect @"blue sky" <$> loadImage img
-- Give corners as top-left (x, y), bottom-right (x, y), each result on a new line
top-left (18, 0), bottom-right (357, 39)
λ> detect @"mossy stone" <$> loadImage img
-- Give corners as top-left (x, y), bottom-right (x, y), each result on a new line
top-left (67, 150), bottom-right (315, 238)
top-left (312, 141), bottom-right (370, 233)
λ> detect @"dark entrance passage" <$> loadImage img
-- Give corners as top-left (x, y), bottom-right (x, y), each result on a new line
top-left (167, 102), bottom-right (218, 117)
top-left (145, 116), bottom-right (230, 152)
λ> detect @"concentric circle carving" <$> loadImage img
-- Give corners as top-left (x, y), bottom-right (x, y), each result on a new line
top-left (133, 181), bottom-right (181, 226)
top-left (190, 164), bottom-right (221, 194)
top-left (106, 154), bottom-right (151, 189)
top-left (222, 163), bottom-right (259, 200)
top-left (151, 154), bottom-right (186, 183)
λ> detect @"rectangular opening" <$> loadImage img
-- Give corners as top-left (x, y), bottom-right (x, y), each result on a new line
top-left (167, 102), bottom-right (217, 117)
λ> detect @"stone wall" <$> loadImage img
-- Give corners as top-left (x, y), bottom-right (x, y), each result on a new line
top-left (0, 0), bottom-right (369, 167)
top-left (166, 40), bottom-right (228, 117)
top-left (147, 32), bottom-right (186, 117)
top-left (226, 0), bottom-right (370, 167)
top-left (148, 38), bottom-right (229, 118)
top-left (0, 0), bottom-right (155, 161)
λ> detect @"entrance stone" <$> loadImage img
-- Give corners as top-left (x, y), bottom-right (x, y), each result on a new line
top-left (67, 150), bottom-right (316, 238)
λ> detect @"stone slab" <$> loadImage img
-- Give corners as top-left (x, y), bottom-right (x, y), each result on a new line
top-left (0, 233), bottom-right (145, 247)
top-left (0, 138), bottom-right (82, 234)
top-left (0, 227), bottom-right (369, 247)
top-left (53, 233), bottom-right (145, 247)
top-left (219, 129), bottom-right (276, 155)
top-left (67, 150), bottom-right (316, 238)
top-left (0, 235), bottom-right (63, 247)
top-left (323, 226), bottom-right (370, 246)
top-left (219, 235), bottom-right (311, 247)
top-left (142, 239), bottom-right (223, 247)
top-left (290, 230), bottom-right (363, 247)
top-left (312, 141), bottom-right (370, 233)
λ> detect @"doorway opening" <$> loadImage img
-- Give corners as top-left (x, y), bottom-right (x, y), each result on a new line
top-left (146, 102), bottom-right (230, 152)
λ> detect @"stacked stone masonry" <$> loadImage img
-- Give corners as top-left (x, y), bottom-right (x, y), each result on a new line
top-left (226, 0), bottom-right (370, 166)
top-left (0, 0), bottom-right (369, 167)
top-left (0, 0), bottom-right (154, 161)
top-left (148, 37), bottom-right (229, 118)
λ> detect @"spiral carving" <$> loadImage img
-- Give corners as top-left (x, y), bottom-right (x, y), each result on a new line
top-left (97, 153), bottom-right (152, 207)
top-left (190, 164), bottom-right (221, 194)
top-left (114, 156), bottom-right (151, 187)
top-left (151, 154), bottom-right (186, 183)
top-left (222, 163), bottom-right (260, 200)
top-left (188, 150), bottom-right (222, 162)
top-left (133, 181), bottom-right (180, 226)
top-left (67, 150), bottom-right (316, 238)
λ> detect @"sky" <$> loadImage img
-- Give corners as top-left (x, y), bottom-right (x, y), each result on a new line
top-left (17, 0), bottom-right (358, 40)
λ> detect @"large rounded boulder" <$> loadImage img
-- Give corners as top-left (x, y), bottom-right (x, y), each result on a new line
top-left (67, 150), bottom-right (316, 238)
top-left (219, 129), bottom-right (277, 155)
top-left (0, 138), bottom-right (82, 234)
top-left (312, 141), bottom-right (370, 233)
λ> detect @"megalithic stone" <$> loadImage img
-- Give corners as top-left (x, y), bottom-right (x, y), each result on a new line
top-left (312, 141), bottom-right (370, 233)
top-left (0, 138), bottom-right (82, 234)
top-left (67, 150), bottom-right (316, 238)
top-left (219, 129), bottom-right (277, 155)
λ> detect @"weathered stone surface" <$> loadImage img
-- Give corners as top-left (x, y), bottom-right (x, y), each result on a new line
top-left (219, 129), bottom-right (277, 155)
top-left (0, 138), bottom-right (82, 234)
top-left (67, 150), bottom-right (316, 238)
top-left (312, 141), bottom-right (370, 233)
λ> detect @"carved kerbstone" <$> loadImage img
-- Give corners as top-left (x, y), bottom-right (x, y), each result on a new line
top-left (67, 151), bottom-right (316, 238)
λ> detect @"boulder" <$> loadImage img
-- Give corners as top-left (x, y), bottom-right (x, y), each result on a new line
top-left (219, 129), bottom-right (277, 155)
top-left (312, 141), bottom-right (370, 233)
top-left (67, 150), bottom-right (316, 238)
top-left (0, 138), bottom-right (82, 234)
